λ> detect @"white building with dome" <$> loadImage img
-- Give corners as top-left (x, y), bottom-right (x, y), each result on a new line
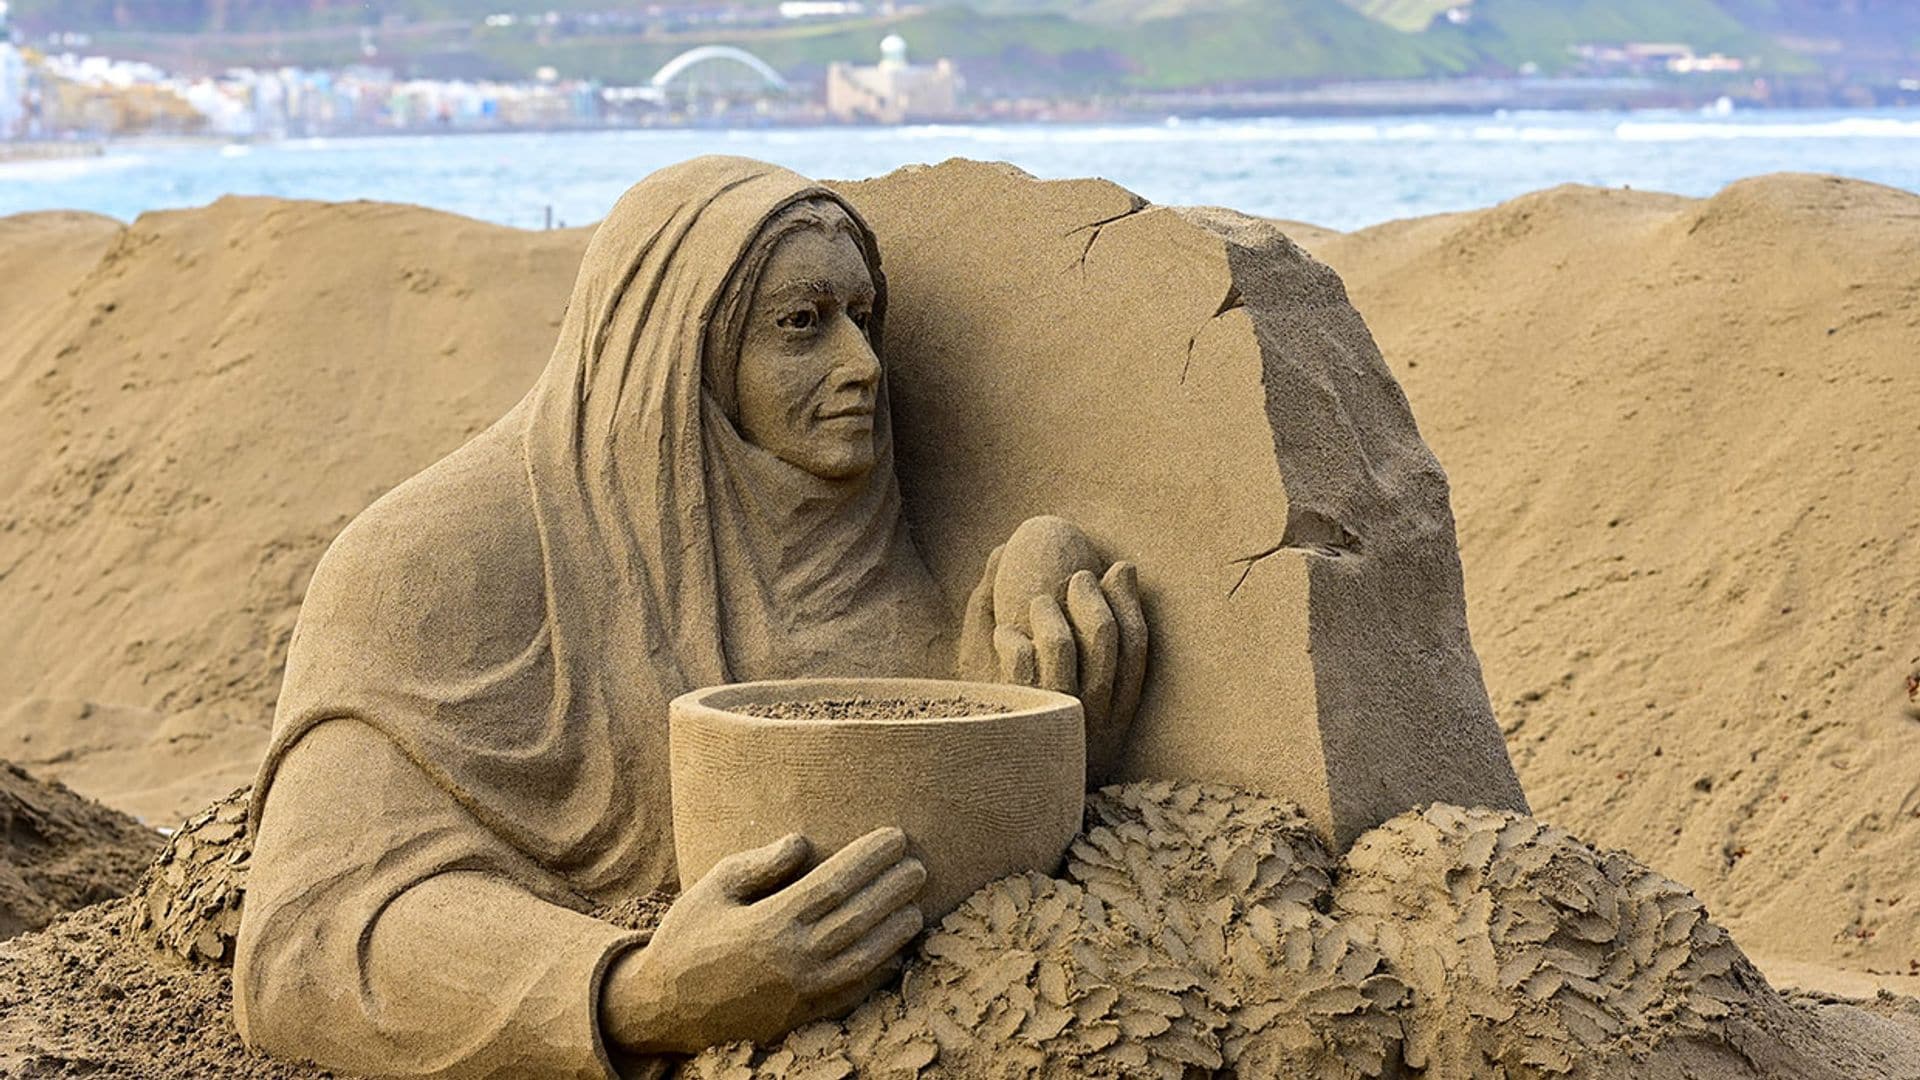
top-left (826, 34), bottom-right (957, 123)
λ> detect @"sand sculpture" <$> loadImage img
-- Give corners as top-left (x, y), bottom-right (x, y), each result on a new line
top-left (218, 154), bottom-right (1546, 1078)
top-left (3, 174), bottom-right (1913, 970)
top-left (232, 157), bottom-right (1153, 1075)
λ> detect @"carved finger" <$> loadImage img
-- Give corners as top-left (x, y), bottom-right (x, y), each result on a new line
top-left (783, 826), bottom-right (909, 922)
top-left (1102, 562), bottom-right (1149, 737)
top-left (1030, 594), bottom-right (1078, 696)
top-left (710, 833), bottom-right (811, 903)
top-left (807, 857), bottom-right (926, 957)
top-left (995, 625), bottom-right (1037, 686)
top-left (807, 953), bottom-right (907, 1024)
top-left (958, 545), bottom-right (1005, 680)
top-left (1065, 569), bottom-right (1119, 732)
top-left (805, 906), bottom-right (924, 996)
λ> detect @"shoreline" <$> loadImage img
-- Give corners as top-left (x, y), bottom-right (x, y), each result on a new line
top-left (0, 140), bottom-right (106, 162)
top-left (16, 97), bottom-right (1920, 148)
top-left (12, 103), bottom-right (1920, 153)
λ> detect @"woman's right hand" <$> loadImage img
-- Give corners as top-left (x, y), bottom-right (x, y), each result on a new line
top-left (598, 827), bottom-right (925, 1056)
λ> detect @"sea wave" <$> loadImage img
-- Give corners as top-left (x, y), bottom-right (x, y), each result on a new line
top-left (0, 152), bottom-right (147, 181)
top-left (1616, 117), bottom-right (1920, 141)
top-left (873, 118), bottom-right (1896, 146)
top-left (3, 109), bottom-right (1915, 231)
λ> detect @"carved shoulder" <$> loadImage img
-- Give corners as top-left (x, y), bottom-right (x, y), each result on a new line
top-left (294, 431), bottom-right (547, 671)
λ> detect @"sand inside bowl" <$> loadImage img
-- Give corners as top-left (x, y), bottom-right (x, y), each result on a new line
top-left (734, 695), bottom-right (1001, 722)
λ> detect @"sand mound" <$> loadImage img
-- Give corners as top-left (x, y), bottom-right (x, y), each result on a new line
top-left (16, 783), bottom-right (1915, 1079)
top-left (0, 198), bottom-right (583, 825)
top-left (0, 761), bottom-right (160, 940)
top-left (1301, 173), bottom-right (1920, 981)
top-left (0, 170), bottom-right (1915, 992)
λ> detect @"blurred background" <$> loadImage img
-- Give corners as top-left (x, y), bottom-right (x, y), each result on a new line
top-left (0, 0), bottom-right (1916, 228)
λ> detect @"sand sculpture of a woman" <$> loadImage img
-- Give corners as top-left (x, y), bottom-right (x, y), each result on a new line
top-left (232, 156), bottom-right (1146, 1078)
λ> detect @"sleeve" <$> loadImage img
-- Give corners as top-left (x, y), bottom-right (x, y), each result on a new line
top-left (233, 718), bottom-right (666, 1080)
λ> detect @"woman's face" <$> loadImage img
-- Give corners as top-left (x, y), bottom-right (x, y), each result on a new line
top-left (735, 222), bottom-right (881, 481)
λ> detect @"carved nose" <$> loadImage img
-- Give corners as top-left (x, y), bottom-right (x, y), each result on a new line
top-left (831, 315), bottom-right (881, 391)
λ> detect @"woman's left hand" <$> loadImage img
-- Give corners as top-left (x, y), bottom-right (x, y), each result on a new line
top-left (959, 544), bottom-right (1148, 785)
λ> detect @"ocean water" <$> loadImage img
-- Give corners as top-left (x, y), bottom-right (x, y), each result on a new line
top-left (2, 108), bottom-right (1917, 232)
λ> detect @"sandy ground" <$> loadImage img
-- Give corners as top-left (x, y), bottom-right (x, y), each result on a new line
top-left (0, 171), bottom-right (1914, 1013)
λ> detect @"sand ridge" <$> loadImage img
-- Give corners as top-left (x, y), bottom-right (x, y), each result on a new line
top-left (1301, 173), bottom-right (1920, 979)
top-left (0, 762), bottom-right (158, 940)
top-left (0, 197), bottom-right (586, 825)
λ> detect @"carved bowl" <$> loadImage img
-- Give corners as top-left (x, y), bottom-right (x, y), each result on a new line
top-left (669, 677), bottom-right (1085, 923)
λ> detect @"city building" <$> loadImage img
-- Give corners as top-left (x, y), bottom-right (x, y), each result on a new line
top-left (826, 34), bottom-right (956, 123)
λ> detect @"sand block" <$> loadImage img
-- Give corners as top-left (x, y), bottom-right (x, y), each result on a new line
top-left (834, 161), bottom-right (1528, 846)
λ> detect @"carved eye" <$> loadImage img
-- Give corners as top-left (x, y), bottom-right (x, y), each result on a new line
top-left (850, 309), bottom-right (871, 331)
top-left (778, 307), bottom-right (817, 331)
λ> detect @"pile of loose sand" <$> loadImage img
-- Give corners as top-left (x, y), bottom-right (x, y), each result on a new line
top-left (1301, 174), bottom-right (1920, 985)
top-left (0, 172), bottom-right (1915, 1000)
top-left (0, 900), bottom-right (314, 1080)
top-left (0, 761), bottom-right (160, 940)
top-left (0, 200), bottom-right (579, 825)
top-left (9, 783), bottom-right (1919, 1079)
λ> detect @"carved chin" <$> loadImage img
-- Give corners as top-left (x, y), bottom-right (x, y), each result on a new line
top-left (807, 450), bottom-right (877, 482)
top-left (794, 427), bottom-right (877, 481)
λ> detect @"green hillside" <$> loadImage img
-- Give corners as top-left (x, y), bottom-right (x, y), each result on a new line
top-left (1342, 0), bottom-right (1460, 34)
top-left (0, 0), bottom-right (1848, 88)
top-left (472, 7), bottom-right (1133, 93)
top-left (1450, 0), bottom-right (1762, 71)
top-left (473, 0), bottom-right (1469, 89)
top-left (1119, 0), bottom-right (1472, 85)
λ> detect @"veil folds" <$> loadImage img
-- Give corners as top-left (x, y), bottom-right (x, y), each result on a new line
top-left (255, 156), bottom-right (945, 898)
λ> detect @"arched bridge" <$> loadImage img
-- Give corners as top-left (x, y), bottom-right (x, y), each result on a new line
top-left (649, 45), bottom-right (789, 92)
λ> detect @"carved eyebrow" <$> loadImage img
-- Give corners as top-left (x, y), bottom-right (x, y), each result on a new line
top-left (773, 277), bottom-right (836, 299)
top-left (770, 277), bottom-right (876, 305)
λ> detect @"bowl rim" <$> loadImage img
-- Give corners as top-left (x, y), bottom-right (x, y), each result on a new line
top-left (671, 676), bottom-right (1082, 730)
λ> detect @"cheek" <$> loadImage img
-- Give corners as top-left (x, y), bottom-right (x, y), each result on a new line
top-left (736, 340), bottom-right (823, 431)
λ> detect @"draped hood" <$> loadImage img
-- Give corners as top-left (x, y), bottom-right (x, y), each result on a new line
top-left (253, 156), bottom-right (947, 898)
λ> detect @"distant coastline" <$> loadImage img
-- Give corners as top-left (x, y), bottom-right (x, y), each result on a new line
top-left (2, 75), bottom-right (1890, 146)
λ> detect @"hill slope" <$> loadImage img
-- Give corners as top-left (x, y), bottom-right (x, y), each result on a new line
top-left (0, 761), bottom-right (158, 939)
top-left (1303, 173), bottom-right (1920, 977)
top-left (0, 200), bottom-right (582, 820)
top-left (3, 0), bottom-right (1815, 88)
